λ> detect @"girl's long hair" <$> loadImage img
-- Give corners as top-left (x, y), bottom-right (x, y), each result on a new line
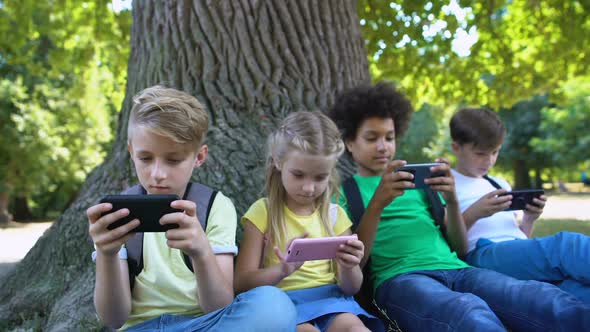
top-left (265, 111), bottom-right (345, 251)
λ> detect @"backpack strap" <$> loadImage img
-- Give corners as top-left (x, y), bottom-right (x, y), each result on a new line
top-left (342, 176), bottom-right (365, 231)
top-left (483, 174), bottom-right (502, 189)
top-left (123, 182), bottom-right (217, 289)
top-left (424, 187), bottom-right (448, 243)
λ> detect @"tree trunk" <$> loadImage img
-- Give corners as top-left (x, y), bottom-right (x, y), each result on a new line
top-left (0, 192), bottom-right (11, 224)
top-left (513, 159), bottom-right (531, 189)
top-left (0, 1), bottom-right (368, 330)
top-left (12, 195), bottom-right (33, 221)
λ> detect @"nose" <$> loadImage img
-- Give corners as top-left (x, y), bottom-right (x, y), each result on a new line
top-left (376, 138), bottom-right (386, 151)
top-left (302, 181), bottom-right (314, 194)
top-left (151, 160), bottom-right (167, 182)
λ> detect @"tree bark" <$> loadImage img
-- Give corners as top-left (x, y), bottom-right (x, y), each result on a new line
top-left (0, 1), bottom-right (368, 330)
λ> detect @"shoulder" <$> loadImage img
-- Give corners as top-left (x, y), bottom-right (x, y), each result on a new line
top-left (487, 174), bottom-right (512, 190)
top-left (242, 198), bottom-right (269, 222)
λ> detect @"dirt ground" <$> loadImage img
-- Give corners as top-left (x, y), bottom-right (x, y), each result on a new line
top-left (1, 193), bottom-right (589, 279)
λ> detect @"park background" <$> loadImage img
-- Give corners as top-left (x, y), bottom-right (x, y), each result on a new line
top-left (0, 0), bottom-right (589, 331)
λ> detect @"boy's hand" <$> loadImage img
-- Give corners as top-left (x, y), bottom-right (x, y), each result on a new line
top-left (372, 160), bottom-right (414, 209)
top-left (160, 199), bottom-right (209, 258)
top-left (87, 203), bottom-right (140, 257)
top-left (273, 234), bottom-right (307, 278)
top-left (467, 189), bottom-right (513, 219)
top-left (424, 158), bottom-right (458, 203)
top-left (335, 238), bottom-right (364, 270)
top-left (523, 195), bottom-right (547, 222)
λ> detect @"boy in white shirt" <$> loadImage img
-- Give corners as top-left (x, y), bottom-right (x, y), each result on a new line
top-left (450, 107), bottom-right (590, 304)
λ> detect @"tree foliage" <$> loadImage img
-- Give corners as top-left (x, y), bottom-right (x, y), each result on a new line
top-left (0, 0), bottom-right (131, 217)
top-left (359, 0), bottom-right (589, 109)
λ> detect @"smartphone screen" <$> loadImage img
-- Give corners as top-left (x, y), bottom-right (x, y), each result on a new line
top-left (100, 194), bottom-right (181, 232)
top-left (499, 189), bottom-right (544, 211)
top-left (396, 163), bottom-right (445, 189)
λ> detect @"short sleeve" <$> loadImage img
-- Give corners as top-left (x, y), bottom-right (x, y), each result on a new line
top-left (241, 198), bottom-right (269, 234)
top-left (205, 191), bottom-right (238, 255)
top-left (333, 205), bottom-right (353, 235)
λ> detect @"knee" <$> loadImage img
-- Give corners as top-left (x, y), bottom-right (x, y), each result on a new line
top-left (245, 286), bottom-right (296, 327)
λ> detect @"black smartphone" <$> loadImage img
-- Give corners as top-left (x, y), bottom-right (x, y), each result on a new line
top-left (100, 194), bottom-right (181, 232)
top-left (395, 163), bottom-right (445, 189)
top-left (499, 189), bottom-right (544, 211)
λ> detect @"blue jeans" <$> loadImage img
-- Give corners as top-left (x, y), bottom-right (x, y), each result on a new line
top-left (466, 232), bottom-right (590, 304)
top-left (375, 268), bottom-right (590, 332)
top-left (126, 286), bottom-right (296, 332)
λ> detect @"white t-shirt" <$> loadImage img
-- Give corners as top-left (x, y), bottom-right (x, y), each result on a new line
top-left (452, 169), bottom-right (527, 253)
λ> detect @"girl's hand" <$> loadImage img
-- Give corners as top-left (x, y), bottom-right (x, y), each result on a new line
top-left (335, 238), bottom-right (364, 270)
top-left (273, 234), bottom-right (308, 278)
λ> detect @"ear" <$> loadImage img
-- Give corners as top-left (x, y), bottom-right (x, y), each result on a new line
top-left (194, 144), bottom-right (208, 168)
top-left (274, 158), bottom-right (282, 171)
top-left (127, 141), bottom-right (133, 156)
top-left (344, 139), bottom-right (354, 153)
top-left (451, 141), bottom-right (461, 154)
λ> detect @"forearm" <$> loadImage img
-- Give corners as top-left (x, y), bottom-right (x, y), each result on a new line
top-left (192, 251), bottom-right (234, 313)
top-left (234, 264), bottom-right (287, 294)
top-left (94, 253), bottom-right (131, 328)
top-left (461, 206), bottom-right (481, 230)
top-left (337, 265), bottom-right (363, 296)
top-left (519, 215), bottom-right (535, 237)
top-left (356, 199), bottom-right (383, 267)
top-left (445, 202), bottom-right (469, 257)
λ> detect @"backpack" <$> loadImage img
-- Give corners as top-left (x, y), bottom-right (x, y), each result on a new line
top-left (341, 176), bottom-right (447, 324)
top-left (122, 182), bottom-right (218, 289)
top-left (483, 174), bottom-right (503, 190)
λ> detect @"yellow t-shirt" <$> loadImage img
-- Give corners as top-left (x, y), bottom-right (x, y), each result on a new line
top-left (242, 198), bottom-right (352, 291)
top-left (121, 192), bottom-right (237, 330)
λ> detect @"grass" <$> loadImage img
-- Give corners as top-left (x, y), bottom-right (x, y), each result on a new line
top-left (531, 218), bottom-right (590, 238)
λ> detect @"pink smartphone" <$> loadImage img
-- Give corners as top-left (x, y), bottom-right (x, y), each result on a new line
top-left (285, 234), bottom-right (358, 263)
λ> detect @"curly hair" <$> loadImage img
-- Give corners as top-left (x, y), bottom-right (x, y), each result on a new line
top-left (328, 82), bottom-right (413, 142)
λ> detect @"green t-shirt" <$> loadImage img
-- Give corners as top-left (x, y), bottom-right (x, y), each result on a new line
top-left (338, 175), bottom-right (469, 291)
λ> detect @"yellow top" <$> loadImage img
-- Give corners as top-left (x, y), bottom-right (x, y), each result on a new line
top-left (242, 198), bottom-right (352, 291)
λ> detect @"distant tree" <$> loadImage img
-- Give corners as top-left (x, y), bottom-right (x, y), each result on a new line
top-left (360, 0), bottom-right (590, 109)
top-left (0, 0), bottom-right (130, 219)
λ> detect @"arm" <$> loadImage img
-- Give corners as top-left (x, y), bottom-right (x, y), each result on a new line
top-left (161, 200), bottom-right (233, 313)
top-left (87, 203), bottom-right (140, 329)
top-left (234, 221), bottom-right (305, 293)
top-left (356, 160), bottom-right (413, 267)
top-left (462, 189), bottom-right (512, 230)
top-left (425, 158), bottom-right (468, 256)
top-left (519, 195), bottom-right (547, 237)
top-left (334, 229), bottom-right (364, 295)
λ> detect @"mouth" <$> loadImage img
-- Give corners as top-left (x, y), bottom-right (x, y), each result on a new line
top-left (374, 156), bottom-right (390, 162)
top-left (149, 185), bottom-right (170, 192)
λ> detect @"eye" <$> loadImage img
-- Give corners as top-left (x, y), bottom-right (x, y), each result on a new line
top-left (138, 156), bottom-right (152, 161)
top-left (167, 159), bottom-right (182, 164)
top-left (365, 137), bottom-right (377, 142)
top-left (290, 171), bottom-right (304, 178)
top-left (315, 175), bottom-right (329, 181)
top-left (386, 135), bottom-right (395, 142)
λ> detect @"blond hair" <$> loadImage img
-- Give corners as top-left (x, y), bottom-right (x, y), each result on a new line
top-left (127, 85), bottom-right (208, 148)
top-left (265, 111), bottom-right (345, 250)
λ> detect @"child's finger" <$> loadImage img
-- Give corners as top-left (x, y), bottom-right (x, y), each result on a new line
top-left (86, 203), bottom-right (113, 223)
top-left (171, 199), bottom-right (196, 217)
